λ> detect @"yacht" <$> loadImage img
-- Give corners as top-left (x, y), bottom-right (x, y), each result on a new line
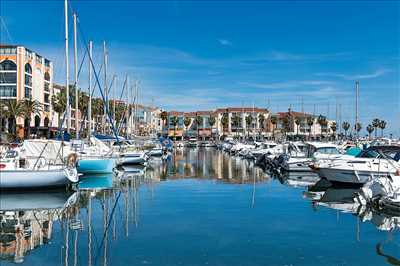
top-left (314, 146), bottom-right (400, 185)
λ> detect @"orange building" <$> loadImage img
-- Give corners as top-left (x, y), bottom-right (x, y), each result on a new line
top-left (0, 45), bottom-right (55, 138)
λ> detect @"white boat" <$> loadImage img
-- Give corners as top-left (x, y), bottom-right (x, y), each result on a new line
top-left (0, 140), bottom-right (78, 189)
top-left (280, 142), bottom-right (342, 172)
top-left (314, 146), bottom-right (400, 185)
top-left (118, 151), bottom-right (148, 165)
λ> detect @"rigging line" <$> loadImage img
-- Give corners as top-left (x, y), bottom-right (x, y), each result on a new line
top-left (94, 191), bottom-right (122, 265)
top-left (76, 20), bottom-right (119, 142)
top-left (0, 16), bottom-right (14, 44)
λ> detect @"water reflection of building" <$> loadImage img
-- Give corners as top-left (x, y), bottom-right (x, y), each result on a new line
top-left (147, 149), bottom-right (268, 184)
top-left (0, 191), bottom-right (78, 264)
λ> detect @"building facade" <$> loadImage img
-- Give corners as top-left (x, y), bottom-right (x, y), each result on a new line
top-left (0, 45), bottom-right (55, 138)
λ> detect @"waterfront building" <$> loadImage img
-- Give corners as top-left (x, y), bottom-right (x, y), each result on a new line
top-left (271, 109), bottom-right (336, 139)
top-left (0, 45), bottom-right (55, 138)
top-left (165, 107), bottom-right (270, 140)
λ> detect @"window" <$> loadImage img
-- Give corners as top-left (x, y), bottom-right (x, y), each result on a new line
top-left (44, 93), bottom-right (50, 103)
top-left (44, 59), bottom-right (50, 68)
top-left (24, 74), bottom-right (32, 87)
top-left (35, 54), bottom-right (42, 64)
top-left (0, 72), bottom-right (17, 83)
top-left (0, 85), bottom-right (17, 97)
top-left (25, 87), bottom-right (32, 99)
top-left (0, 47), bottom-right (17, 55)
top-left (44, 72), bottom-right (50, 81)
top-left (44, 105), bottom-right (50, 112)
top-left (0, 60), bottom-right (17, 71)
top-left (25, 63), bottom-right (32, 74)
top-left (44, 83), bottom-right (50, 92)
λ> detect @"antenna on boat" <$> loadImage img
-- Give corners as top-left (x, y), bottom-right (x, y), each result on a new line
top-left (64, 0), bottom-right (71, 133)
top-left (355, 81), bottom-right (360, 140)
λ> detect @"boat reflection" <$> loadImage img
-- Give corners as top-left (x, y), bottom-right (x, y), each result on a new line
top-left (0, 190), bottom-right (78, 264)
top-left (148, 148), bottom-right (268, 184)
top-left (304, 185), bottom-right (400, 232)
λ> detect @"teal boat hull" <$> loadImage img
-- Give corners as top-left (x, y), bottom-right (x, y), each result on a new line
top-left (77, 158), bottom-right (115, 174)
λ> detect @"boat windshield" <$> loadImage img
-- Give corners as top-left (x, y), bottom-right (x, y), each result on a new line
top-left (316, 147), bottom-right (340, 155)
top-left (3, 150), bottom-right (18, 159)
top-left (356, 150), bottom-right (380, 159)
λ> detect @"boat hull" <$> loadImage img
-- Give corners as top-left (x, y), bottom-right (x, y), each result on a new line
top-left (0, 168), bottom-right (78, 189)
top-left (77, 158), bottom-right (115, 174)
top-left (317, 167), bottom-right (393, 184)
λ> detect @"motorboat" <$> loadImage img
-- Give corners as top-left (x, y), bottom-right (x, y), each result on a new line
top-left (118, 150), bottom-right (148, 165)
top-left (0, 140), bottom-right (78, 189)
top-left (280, 142), bottom-right (343, 172)
top-left (314, 146), bottom-right (400, 185)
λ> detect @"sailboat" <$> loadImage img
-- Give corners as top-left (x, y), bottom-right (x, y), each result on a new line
top-left (0, 140), bottom-right (78, 189)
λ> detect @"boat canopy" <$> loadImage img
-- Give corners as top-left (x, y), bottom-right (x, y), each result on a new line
top-left (21, 140), bottom-right (70, 163)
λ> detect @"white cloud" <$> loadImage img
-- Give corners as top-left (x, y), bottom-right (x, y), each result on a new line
top-left (239, 80), bottom-right (333, 89)
top-left (217, 39), bottom-right (232, 46)
top-left (317, 69), bottom-right (390, 80)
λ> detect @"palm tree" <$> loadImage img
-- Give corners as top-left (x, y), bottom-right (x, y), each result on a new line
top-left (221, 113), bottom-right (229, 137)
top-left (372, 118), bottom-right (380, 138)
top-left (258, 114), bottom-right (265, 138)
top-left (342, 121), bottom-right (350, 139)
top-left (1, 99), bottom-right (24, 139)
top-left (306, 116), bottom-right (314, 140)
top-left (160, 111), bottom-right (168, 131)
top-left (22, 99), bottom-right (42, 138)
top-left (231, 115), bottom-right (241, 138)
top-left (330, 122), bottom-right (337, 140)
top-left (208, 116), bottom-right (216, 139)
top-left (354, 122), bottom-right (362, 139)
top-left (245, 115), bottom-right (253, 138)
top-left (270, 116), bottom-right (277, 139)
top-left (170, 116), bottom-right (179, 141)
top-left (317, 115), bottom-right (327, 139)
top-left (379, 120), bottom-right (386, 137)
top-left (294, 117), bottom-right (301, 136)
top-left (195, 115), bottom-right (203, 140)
top-left (51, 90), bottom-right (67, 128)
top-left (184, 116), bottom-right (191, 138)
top-left (366, 124), bottom-right (374, 139)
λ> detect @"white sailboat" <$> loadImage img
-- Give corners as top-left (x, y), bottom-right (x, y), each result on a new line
top-left (0, 140), bottom-right (78, 189)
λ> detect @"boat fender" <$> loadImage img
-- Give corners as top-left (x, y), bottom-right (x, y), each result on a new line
top-left (67, 153), bottom-right (78, 168)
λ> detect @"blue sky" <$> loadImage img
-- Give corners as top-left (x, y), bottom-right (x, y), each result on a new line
top-left (1, 0), bottom-right (399, 135)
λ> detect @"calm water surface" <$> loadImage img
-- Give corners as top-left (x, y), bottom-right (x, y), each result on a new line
top-left (1, 148), bottom-right (399, 266)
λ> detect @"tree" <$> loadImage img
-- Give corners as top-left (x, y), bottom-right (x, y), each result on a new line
top-left (170, 116), bottom-right (179, 141)
top-left (51, 90), bottom-right (67, 128)
top-left (342, 121), bottom-right (350, 139)
top-left (270, 116), bottom-right (277, 139)
top-left (317, 115), bottom-right (327, 138)
top-left (208, 116), bottom-right (216, 140)
top-left (195, 115), bottom-right (203, 140)
top-left (22, 99), bottom-right (42, 138)
top-left (306, 116), bottom-right (314, 140)
top-left (354, 122), bottom-right (362, 138)
top-left (330, 122), bottom-right (337, 139)
top-left (366, 124), bottom-right (374, 139)
top-left (258, 114), bottom-right (265, 138)
top-left (372, 118), bottom-right (380, 138)
top-left (231, 115), bottom-right (241, 138)
top-left (1, 99), bottom-right (24, 139)
top-left (91, 98), bottom-right (104, 132)
top-left (245, 115), bottom-right (253, 138)
top-left (221, 113), bottom-right (229, 136)
top-left (160, 111), bottom-right (168, 130)
top-left (294, 117), bottom-right (301, 136)
top-left (183, 116), bottom-right (192, 138)
top-left (379, 120), bottom-right (386, 137)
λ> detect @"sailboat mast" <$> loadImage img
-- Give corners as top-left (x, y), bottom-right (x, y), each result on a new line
top-left (88, 41), bottom-right (92, 138)
top-left (113, 76), bottom-right (116, 123)
top-left (64, 0), bottom-right (70, 133)
top-left (73, 12), bottom-right (79, 139)
top-left (355, 81), bottom-right (359, 139)
top-left (103, 41), bottom-right (108, 134)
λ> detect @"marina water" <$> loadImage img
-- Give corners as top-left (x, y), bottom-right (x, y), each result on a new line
top-left (1, 148), bottom-right (399, 266)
